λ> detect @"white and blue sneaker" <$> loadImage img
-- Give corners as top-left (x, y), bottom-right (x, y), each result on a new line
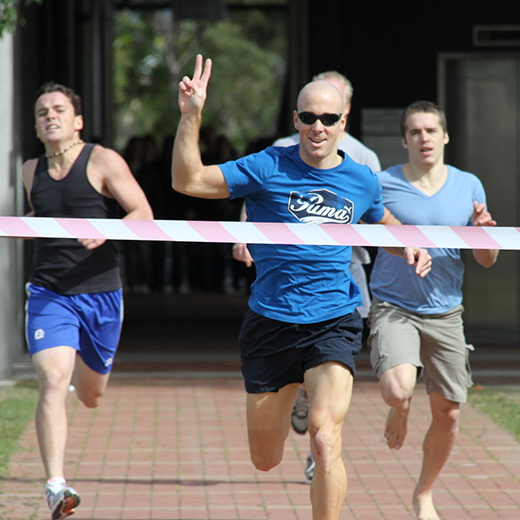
top-left (45, 478), bottom-right (80, 520)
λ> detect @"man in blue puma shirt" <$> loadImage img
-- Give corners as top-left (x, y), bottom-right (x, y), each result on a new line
top-left (171, 55), bottom-right (432, 520)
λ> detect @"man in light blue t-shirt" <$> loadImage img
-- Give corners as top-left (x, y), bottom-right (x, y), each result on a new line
top-left (171, 55), bottom-right (432, 520)
top-left (368, 101), bottom-right (499, 520)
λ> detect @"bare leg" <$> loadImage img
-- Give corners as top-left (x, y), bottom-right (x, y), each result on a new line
top-left (379, 363), bottom-right (417, 449)
top-left (33, 348), bottom-right (111, 478)
top-left (413, 392), bottom-right (459, 520)
top-left (246, 383), bottom-right (300, 471)
top-left (72, 355), bottom-right (111, 409)
top-left (305, 362), bottom-right (353, 520)
top-left (33, 347), bottom-right (77, 478)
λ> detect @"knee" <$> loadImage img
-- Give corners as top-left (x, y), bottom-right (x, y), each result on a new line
top-left (76, 387), bottom-right (104, 409)
top-left (250, 448), bottom-right (282, 472)
top-left (434, 404), bottom-right (460, 430)
top-left (309, 424), bottom-right (342, 467)
top-left (38, 369), bottom-right (70, 401)
top-left (247, 428), bottom-right (284, 472)
top-left (381, 380), bottom-right (413, 407)
top-left (81, 397), bottom-right (101, 409)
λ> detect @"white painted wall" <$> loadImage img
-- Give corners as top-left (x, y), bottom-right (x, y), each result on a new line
top-left (0, 33), bottom-right (26, 379)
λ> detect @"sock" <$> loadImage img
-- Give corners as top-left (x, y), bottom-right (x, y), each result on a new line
top-left (46, 476), bottom-right (66, 490)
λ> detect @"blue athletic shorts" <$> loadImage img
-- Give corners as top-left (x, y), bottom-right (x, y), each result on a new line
top-left (239, 308), bottom-right (363, 393)
top-left (25, 283), bottom-right (123, 374)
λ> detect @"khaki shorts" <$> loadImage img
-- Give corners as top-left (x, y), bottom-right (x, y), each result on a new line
top-left (368, 297), bottom-right (473, 403)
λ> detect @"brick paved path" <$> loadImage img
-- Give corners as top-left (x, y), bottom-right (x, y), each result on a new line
top-left (1, 378), bottom-right (519, 520)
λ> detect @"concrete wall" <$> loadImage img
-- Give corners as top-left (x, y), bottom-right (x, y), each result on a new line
top-left (0, 33), bottom-right (26, 379)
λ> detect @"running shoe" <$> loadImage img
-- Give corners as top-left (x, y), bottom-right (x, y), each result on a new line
top-left (304, 451), bottom-right (315, 484)
top-left (46, 480), bottom-right (81, 520)
top-left (291, 388), bottom-right (310, 434)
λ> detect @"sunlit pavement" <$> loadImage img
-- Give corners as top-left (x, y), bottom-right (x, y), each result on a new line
top-left (4, 292), bottom-right (519, 519)
top-left (1, 375), bottom-right (519, 520)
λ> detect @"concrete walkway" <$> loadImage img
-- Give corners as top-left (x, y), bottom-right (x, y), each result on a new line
top-left (1, 376), bottom-right (519, 520)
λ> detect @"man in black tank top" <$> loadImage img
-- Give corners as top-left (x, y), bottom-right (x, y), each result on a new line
top-left (21, 82), bottom-right (153, 520)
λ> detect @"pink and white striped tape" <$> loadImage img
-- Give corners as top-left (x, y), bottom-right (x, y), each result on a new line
top-left (0, 216), bottom-right (518, 249)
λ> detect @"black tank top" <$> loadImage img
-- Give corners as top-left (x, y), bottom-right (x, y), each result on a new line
top-left (29, 143), bottom-right (122, 295)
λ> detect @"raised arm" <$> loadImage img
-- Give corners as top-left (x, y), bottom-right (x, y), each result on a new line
top-left (471, 201), bottom-right (499, 268)
top-left (172, 54), bottom-right (230, 199)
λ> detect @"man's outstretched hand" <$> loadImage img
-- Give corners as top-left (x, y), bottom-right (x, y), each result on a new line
top-left (178, 54), bottom-right (212, 117)
top-left (471, 201), bottom-right (496, 227)
top-left (403, 247), bottom-right (432, 278)
top-left (233, 243), bottom-right (254, 268)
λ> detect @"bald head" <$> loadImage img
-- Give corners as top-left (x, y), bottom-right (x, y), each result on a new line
top-left (297, 80), bottom-right (344, 113)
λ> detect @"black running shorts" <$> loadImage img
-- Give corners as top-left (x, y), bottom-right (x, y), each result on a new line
top-left (239, 308), bottom-right (363, 393)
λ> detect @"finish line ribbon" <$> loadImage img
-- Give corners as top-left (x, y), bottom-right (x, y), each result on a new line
top-left (0, 216), bottom-right (519, 249)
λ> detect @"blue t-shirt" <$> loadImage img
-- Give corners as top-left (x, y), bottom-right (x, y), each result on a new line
top-left (370, 164), bottom-right (487, 314)
top-left (220, 145), bottom-right (385, 323)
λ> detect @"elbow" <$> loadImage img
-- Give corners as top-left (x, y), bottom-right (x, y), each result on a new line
top-left (172, 178), bottom-right (190, 196)
top-left (171, 175), bottom-right (181, 191)
top-left (482, 259), bottom-right (497, 269)
top-left (137, 206), bottom-right (154, 221)
top-left (140, 199), bottom-right (154, 220)
top-left (479, 251), bottom-right (499, 268)
top-left (171, 172), bottom-right (179, 191)
top-left (171, 171), bottom-right (191, 196)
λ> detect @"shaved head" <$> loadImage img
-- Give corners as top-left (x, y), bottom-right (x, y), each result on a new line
top-left (297, 81), bottom-right (344, 113)
top-left (293, 80), bottom-right (347, 169)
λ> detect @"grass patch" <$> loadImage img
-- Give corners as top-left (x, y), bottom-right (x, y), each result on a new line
top-left (0, 380), bottom-right (39, 477)
top-left (468, 385), bottom-right (520, 442)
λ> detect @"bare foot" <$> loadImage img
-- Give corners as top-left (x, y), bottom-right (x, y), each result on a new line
top-left (413, 489), bottom-right (440, 520)
top-left (384, 406), bottom-right (409, 449)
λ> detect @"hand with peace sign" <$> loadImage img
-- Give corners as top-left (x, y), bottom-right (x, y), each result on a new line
top-left (172, 54), bottom-right (229, 199)
top-left (178, 54), bottom-right (213, 117)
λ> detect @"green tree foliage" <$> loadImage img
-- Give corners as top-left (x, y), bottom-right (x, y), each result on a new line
top-left (0, 0), bottom-right (40, 38)
top-left (114, 5), bottom-right (286, 154)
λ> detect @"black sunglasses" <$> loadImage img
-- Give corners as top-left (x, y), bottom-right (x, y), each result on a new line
top-left (297, 111), bottom-right (342, 126)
